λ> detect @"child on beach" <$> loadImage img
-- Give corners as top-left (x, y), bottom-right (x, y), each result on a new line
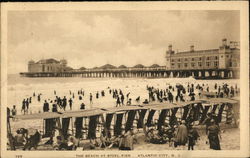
top-left (187, 124), bottom-right (199, 150)
top-left (11, 105), bottom-right (17, 120)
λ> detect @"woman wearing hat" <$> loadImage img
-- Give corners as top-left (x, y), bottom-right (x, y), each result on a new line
top-left (207, 119), bottom-right (221, 150)
top-left (174, 120), bottom-right (188, 149)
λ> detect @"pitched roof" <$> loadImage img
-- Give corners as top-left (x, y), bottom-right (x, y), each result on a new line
top-left (36, 58), bottom-right (60, 64)
top-left (149, 64), bottom-right (160, 68)
top-left (80, 67), bottom-right (86, 70)
top-left (118, 65), bottom-right (127, 68)
top-left (133, 64), bottom-right (144, 68)
top-left (99, 64), bottom-right (117, 69)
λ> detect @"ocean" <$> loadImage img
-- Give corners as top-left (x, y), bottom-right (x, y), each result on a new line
top-left (7, 74), bottom-right (239, 113)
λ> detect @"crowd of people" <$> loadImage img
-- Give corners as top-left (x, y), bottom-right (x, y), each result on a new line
top-left (145, 118), bottom-right (221, 150)
top-left (9, 82), bottom-right (238, 117)
top-left (9, 115), bottom-right (221, 151)
top-left (147, 83), bottom-right (238, 104)
top-left (8, 82), bottom-right (238, 150)
top-left (9, 128), bottom-right (41, 150)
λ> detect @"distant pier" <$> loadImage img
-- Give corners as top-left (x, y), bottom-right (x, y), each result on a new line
top-left (20, 67), bottom-right (239, 79)
top-left (21, 39), bottom-right (240, 79)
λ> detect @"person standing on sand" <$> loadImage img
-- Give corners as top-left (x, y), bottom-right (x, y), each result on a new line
top-left (62, 96), bottom-right (67, 111)
top-left (57, 97), bottom-right (62, 108)
top-left (90, 93), bottom-right (93, 104)
top-left (52, 101), bottom-right (58, 112)
top-left (96, 92), bottom-right (99, 99)
top-left (113, 90), bottom-right (117, 99)
top-left (207, 119), bottom-right (221, 150)
top-left (37, 94), bottom-right (41, 102)
top-left (43, 100), bottom-right (49, 112)
top-left (187, 124), bottom-right (199, 150)
top-left (26, 98), bottom-right (29, 112)
top-left (80, 102), bottom-right (85, 110)
top-left (21, 99), bottom-right (26, 114)
top-left (123, 129), bottom-right (135, 150)
top-left (29, 97), bottom-right (32, 104)
top-left (121, 94), bottom-right (125, 105)
top-left (116, 97), bottom-right (121, 107)
top-left (174, 120), bottom-right (188, 149)
top-left (69, 98), bottom-right (73, 110)
top-left (11, 105), bottom-right (17, 120)
top-left (214, 83), bottom-right (217, 90)
top-left (168, 92), bottom-right (173, 103)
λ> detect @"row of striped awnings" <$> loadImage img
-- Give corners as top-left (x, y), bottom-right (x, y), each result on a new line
top-left (13, 97), bottom-right (239, 139)
top-left (73, 102), bottom-right (230, 139)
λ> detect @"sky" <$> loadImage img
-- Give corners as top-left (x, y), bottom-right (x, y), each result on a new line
top-left (7, 10), bottom-right (240, 74)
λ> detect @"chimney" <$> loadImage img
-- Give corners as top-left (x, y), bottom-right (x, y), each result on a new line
top-left (222, 38), bottom-right (227, 46)
top-left (190, 45), bottom-right (194, 52)
top-left (168, 44), bottom-right (172, 51)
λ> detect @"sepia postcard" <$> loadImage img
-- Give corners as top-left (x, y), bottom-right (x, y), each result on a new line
top-left (1, 2), bottom-right (249, 158)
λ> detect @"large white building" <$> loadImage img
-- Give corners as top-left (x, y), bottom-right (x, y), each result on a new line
top-left (28, 58), bottom-right (71, 72)
top-left (165, 39), bottom-right (240, 71)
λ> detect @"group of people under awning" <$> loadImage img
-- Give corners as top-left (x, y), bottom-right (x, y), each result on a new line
top-left (98, 128), bottom-right (136, 150)
top-left (145, 118), bottom-right (221, 150)
top-left (8, 128), bottom-right (41, 150)
top-left (8, 110), bottom-right (222, 151)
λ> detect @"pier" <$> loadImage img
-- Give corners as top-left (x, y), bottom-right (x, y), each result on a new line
top-left (20, 67), bottom-right (239, 79)
top-left (21, 39), bottom-right (240, 79)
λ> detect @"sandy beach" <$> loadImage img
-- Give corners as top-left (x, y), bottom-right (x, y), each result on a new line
top-left (7, 75), bottom-right (240, 150)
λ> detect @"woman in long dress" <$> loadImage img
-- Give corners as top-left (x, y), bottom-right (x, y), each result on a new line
top-left (207, 119), bottom-right (221, 150)
top-left (174, 120), bottom-right (188, 149)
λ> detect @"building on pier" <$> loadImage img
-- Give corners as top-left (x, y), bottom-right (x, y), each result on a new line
top-left (28, 58), bottom-right (71, 73)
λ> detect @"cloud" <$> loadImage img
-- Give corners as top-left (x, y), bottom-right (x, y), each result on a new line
top-left (7, 11), bottom-right (239, 74)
